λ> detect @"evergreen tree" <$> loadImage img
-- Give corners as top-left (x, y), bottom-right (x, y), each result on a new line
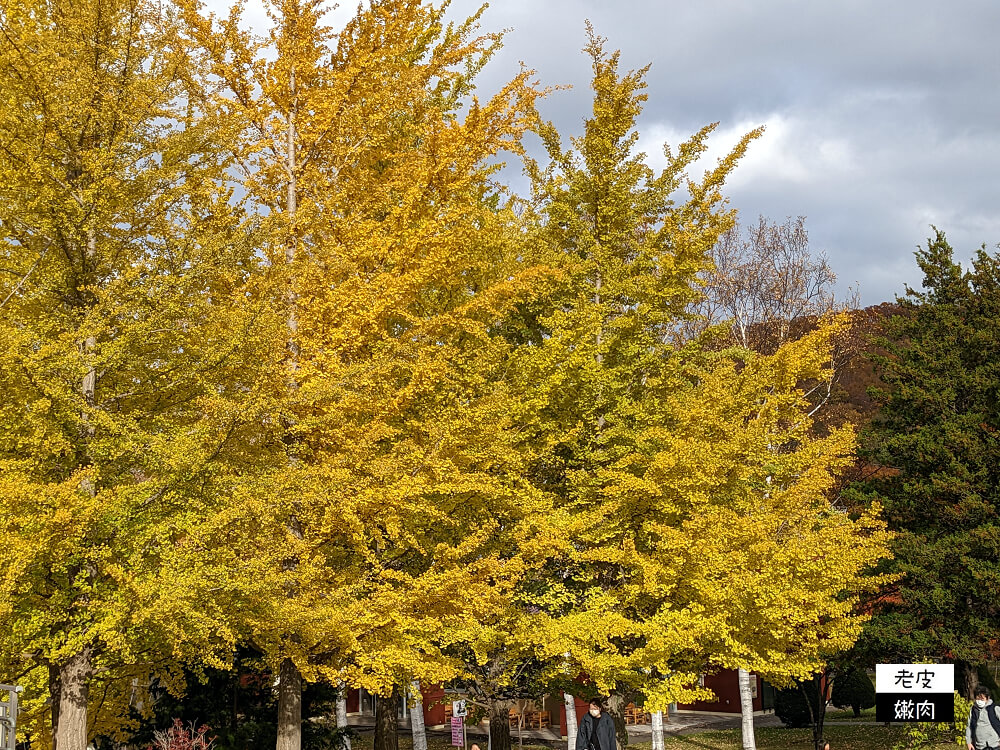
top-left (774, 677), bottom-right (821, 730)
top-left (850, 230), bottom-right (1000, 697)
top-left (830, 667), bottom-right (874, 717)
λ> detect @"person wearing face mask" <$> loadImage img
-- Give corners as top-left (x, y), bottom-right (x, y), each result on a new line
top-left (967, 685), bottom-right (1000, 750)
top-left (575, 698), bottom-right (616, 750)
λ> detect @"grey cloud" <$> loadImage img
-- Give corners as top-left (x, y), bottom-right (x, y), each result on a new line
top-left (455, 0), bottom-right (1000, 305)
top-left (206, 0), bottom-right (1000, 304)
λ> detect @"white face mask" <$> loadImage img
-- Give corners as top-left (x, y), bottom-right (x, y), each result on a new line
top-left (590, 708), bottom-right (601, 717)
top-left (976, 699), bottom-right (988, 708)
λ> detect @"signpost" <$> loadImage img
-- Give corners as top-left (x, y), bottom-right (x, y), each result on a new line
top-left (875, 664), bottom-right (954, 723)
top-left (450, 716), bottom-right (465, 747)
top-left (0, 684), bottom-right (20, 750)
top-left (451, 700), bottom-right (469, 750)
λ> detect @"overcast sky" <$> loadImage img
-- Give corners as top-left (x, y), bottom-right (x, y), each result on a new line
top-left (207, 0), bottom-right (1000, 305)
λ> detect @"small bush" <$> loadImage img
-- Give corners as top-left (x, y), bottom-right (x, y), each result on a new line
top-left (304, 721), bottom-right (355, 750)
top-left (775, 686), bottom-right (813, 728)
top-left (891, 691), bottom-right (971, 750)
top-left (151, 719), bottom-right (215, 750)
top-left (831, 667), bottom-right (875, 717)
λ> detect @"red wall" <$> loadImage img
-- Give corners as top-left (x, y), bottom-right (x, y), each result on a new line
top-left (345, 685), bottom-right (448, 726)
top-left (677, 670), bottom-right (762, 714)
top-left (559, 696), bottom-right (593, 737)
top-left (345, 675), bottom-right (766, 730)
top-left (421, 683), bottom-right (447, 726)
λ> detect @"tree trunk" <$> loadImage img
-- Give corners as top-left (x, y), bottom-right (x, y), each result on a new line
top-left (374, 687), bottom-right (399, 750)
top-left (54, 647), bottom-right (92, 750)
top-left (284, 59), bottom-right (301, 372)
top-left (956, 660), bottom-right (978, 700)
top-left (274, 51), bottom-right (303, 750)
top-left (60, 232), bottom-right (98, 750)
top-left (78, 229), bottom-right (98, 495)
top-left (410, 682), bottom-right (427, 750)
top-left (60, 230), bottom-right (98, 750)
top-left (336, 681), bottom-right (351, 750)
top-left (595, 270), bottom-right (606, 430)
top-left (489, 699), bottom-right (513, 750)
top-left (232, 666), bottom-right (239, 737)
top-left (650, 711), bottom-right (664, 750)
top-left (738, 668), bottom-right (756, 750)
top-left (564, 693), bottom-right (578, 749)
top-left (605, 693), bottom-right (628, 750)
top-left (49, 662), bottom-right (61, 750)
top-left (812, 674), bottom-right (826, 750)
top-left (796, 674), bottom-right (825, 750)
top-left (276, 658), bottom-right (302, 750)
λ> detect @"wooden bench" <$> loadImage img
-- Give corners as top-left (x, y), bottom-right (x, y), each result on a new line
top-left (624, 705), bottom-right (650, 725)
top-left (525, 709), bottom-right (550, 728)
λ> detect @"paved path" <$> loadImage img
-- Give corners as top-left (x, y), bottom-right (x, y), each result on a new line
top-left (353, 711), bottom-right (792, 745)
top-left (650, 713), bottom-right (784, 737)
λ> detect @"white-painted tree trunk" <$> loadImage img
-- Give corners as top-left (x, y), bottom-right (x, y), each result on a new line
top-left (57, 228), bottom-right (99, 750)
top-left (410, 682), bottom-right (427, 750)
top-left (336, 682), bottom-right (351, 750)
top-left (276, 47), bottom-right (303, 750)
top-left (564, 693), bottom-right (577, 749)
top-left (651, 710), bottom-right (664, 750)
top-left (738, 668), bottom-right (756, 750)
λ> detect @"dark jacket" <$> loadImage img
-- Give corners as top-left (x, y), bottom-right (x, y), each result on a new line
top-left (967, 701), bottom-right (1000, 747)
top-left (576, 712), bottom-right (616, 750)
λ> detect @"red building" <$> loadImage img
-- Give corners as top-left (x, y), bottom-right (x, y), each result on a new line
top-left (344, 669), bottom-right (773, 737)
top-left (676, 670), bottom-right (776, 715)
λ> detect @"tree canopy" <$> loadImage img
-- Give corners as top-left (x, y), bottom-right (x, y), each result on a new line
top-left (850, 230), bottom-right (1000, 697)
top-left (0, 3), bottom-right (896, 749)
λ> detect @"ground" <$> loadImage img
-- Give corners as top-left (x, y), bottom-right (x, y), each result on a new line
top-left (824, 707), bottom-right (879, 723)
top-left (645, 726), bottom-right (953, 748)
top-left (349, 723), bottom-right (958, 750)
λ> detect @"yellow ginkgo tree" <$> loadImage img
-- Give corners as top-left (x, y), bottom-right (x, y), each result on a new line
top-left (507, 28), bottom-right (890, 740)
top-left (0, 0), bottom-right (279, 747)
top-left (178, 1), bottom-right (562, 748)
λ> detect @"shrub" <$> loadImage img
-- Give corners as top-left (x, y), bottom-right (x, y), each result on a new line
top-left (775, 686), bottom-right (813, 728)
top-left (891, 692), bottom-right (971, 750)
top-left (831, 667), bottom-right (875, 717)
top-left (151, 719), bottom-right (215, 750)
top-left (303, 721), bottom-right (355, 750)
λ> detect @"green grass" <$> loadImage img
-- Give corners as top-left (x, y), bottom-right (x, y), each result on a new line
top-left (352, 732), bottom-right (551, 750)
top-left (631, 725), bottom-right (954, 749)
top-left (823, 706), bottom-right (878, 723)
top-left (352, 723), bottom-right (958, 750)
